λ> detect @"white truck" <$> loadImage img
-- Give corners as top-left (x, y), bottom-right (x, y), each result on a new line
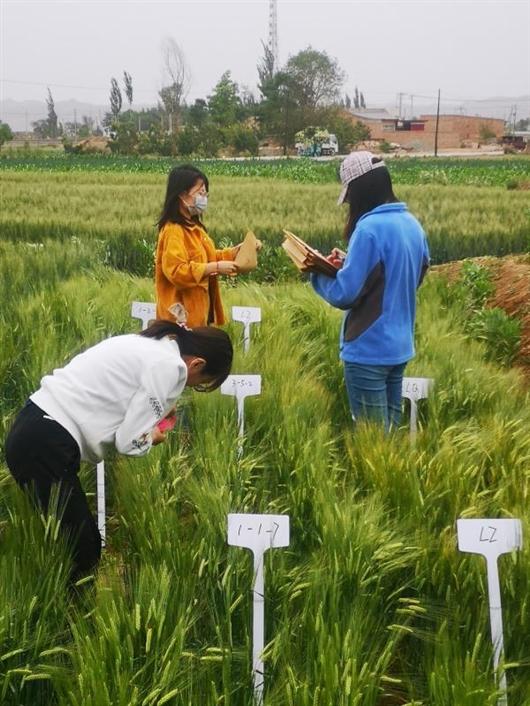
top-left (320, 133), bottom-right (339, 156)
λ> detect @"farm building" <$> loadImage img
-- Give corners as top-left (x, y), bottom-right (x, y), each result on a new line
top-left (349, 109), bottom-right (506, 150)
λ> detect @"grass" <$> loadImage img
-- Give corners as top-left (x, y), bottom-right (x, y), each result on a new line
top-left (0, 159), bottom-right (529, 703)
top-left (1, 170), bottom-right (529, 281)
top-left (0, 250), bottom-right (530, 703)
top-left (1, 153), bottom-right (529, 187)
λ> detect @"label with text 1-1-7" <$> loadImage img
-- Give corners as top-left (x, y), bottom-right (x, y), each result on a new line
top-left (228, 513), bottom-right (290, 552)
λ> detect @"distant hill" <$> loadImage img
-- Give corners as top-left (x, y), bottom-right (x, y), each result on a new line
top-left (2, 94), bottom-right (528, 133)
top-left (382, 95), bottom-right (530, 122)
top-left (0, 98), bottom-right (150, 132)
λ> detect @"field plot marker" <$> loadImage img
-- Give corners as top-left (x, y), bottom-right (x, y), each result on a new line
top-left (228, 513), bottom-right (290, 706)
top-left (221, 375), bottom-right (261, 454)
top-left (401, 377), bottom-right (434, 437)
top-left (232, 306), bottom-right (262, 353)
top-left (96, 461), bottom-right (106, 547)
top-left (457, 518), bottom-right (523, 706)
top-left (131, 301), bottom-right (156, 331)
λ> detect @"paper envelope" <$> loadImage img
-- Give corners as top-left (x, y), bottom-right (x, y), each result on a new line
top-left (235, 231), bottom-right (258, 273)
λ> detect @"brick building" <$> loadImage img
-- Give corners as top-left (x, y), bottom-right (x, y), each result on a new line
top-left (349, 110), bottom-right (505, 150)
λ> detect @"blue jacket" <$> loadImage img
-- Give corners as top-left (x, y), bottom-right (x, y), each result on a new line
top-left (311, 202), bottom-right (429, 365)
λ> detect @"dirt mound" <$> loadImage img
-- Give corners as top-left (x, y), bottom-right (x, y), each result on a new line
top-left (74, 137), bottom-right (111, 154)
top-left (433, 255), bottom-right (530, 374)
top-left (491, 259), bottom-right (530, 364)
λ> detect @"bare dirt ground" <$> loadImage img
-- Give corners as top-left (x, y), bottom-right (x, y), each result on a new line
top-left (433, 255), bottom-right (530, 377)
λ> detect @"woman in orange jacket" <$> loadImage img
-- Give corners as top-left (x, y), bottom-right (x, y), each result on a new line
top-left (155, 165), bottom-right (240, 327)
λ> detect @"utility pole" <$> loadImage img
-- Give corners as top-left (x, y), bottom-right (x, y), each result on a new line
top-left (434, 89), bottom-right (441, 157)
top-left (410, 94), bottom-right (414, 119)
top-left (397, 92), bottom-right (405, 119)
top-left (73, 108), bottom-right (77, 138)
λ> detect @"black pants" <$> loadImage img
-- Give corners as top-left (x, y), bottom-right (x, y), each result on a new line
top-left (5, 400), bottom-right (101, 580)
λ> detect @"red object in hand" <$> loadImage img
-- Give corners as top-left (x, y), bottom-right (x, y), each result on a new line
top-left (327, 256), bottom-right (344, 268)
top-left (157, 416), bottom-right (177, 433)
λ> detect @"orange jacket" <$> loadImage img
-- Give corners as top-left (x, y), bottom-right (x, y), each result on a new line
top-left (155, 220), bottom-right (236, 327)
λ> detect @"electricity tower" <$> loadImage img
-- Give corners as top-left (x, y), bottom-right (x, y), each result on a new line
top-left (268, 0), bottom-right (279, 71)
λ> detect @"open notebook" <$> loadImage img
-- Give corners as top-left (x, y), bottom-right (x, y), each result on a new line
top-left (282, 230), bottom-right (339, 278)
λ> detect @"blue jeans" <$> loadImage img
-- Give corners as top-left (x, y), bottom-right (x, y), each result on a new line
top-left (343, 361), bottom-right (407, 432)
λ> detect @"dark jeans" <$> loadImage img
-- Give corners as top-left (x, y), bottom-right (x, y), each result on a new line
top-left (5, 400), bottom-right (101, 580)
top-left (343, 361), bottom-right (407, 432)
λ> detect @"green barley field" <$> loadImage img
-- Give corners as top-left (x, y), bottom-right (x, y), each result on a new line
top-left (0, 156), bottom-right (530, 705)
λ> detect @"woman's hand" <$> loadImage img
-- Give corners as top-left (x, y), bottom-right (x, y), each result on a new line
top-left (205, 261), bottom-right (238, 277)
top-left (216, 260), bottom-right (239, 276)
top-left (151, 426), bottom-right (167, 446)
top-left (326, 248), bottom-right (346, 268)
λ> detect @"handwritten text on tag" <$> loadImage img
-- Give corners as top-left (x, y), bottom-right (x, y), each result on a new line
top-left (228, 513), bottom-right (290, 552)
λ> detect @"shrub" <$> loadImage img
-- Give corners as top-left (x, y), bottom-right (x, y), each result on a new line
top-left (459, 260), bottom-right (495, 310)
top-left (467, 307), bottom-right (521, 366)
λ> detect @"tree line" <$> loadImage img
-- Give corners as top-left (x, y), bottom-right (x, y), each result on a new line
top-left (100, 40), bottom-right (372, 156)
top-left (5, 39), bottom-right (375, 155)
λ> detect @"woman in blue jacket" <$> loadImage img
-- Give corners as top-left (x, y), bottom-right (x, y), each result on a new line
top-left (309, 151), bottom-right (429, 431)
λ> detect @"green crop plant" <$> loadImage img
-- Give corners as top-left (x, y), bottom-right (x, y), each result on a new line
top-left (1, 170), bottom-right (529, 284)
top-left (1, 153), bottom-right (529, 187)
top-left (1, 163), bottom-right (530, 703)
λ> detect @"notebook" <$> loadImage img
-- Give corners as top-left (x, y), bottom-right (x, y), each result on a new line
top-left (282, 230), bottom-right (339, 278)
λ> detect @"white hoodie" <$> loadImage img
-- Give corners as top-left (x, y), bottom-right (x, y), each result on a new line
top-left (31, 334), bottom-right (188, 463)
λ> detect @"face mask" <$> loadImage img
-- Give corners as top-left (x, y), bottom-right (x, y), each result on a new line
top-left (186, 193), bottom-right (208, 216)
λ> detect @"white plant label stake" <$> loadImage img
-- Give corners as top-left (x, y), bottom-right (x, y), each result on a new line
top-left (401, 377), bottom-right (434, 436)
top-left (228, 513), bottom-right (290, 706)
top-left (96, 461), bottom-right (106, 546)
top-left (457, 518), bottom-right (523, 706)
top-left (221, 375), bottom-right (261, 451)
top-left (232, 306), bottom-right (262, 353)
top-left (131, 301), bottom-right (156, 331)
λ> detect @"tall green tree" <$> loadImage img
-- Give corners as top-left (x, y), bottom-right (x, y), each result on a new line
top-left (257, 41), bottom-right (275, 89)
top-left (208, 71), bottom-right (241, 126)
top-left (109, 78), bottom-right (122, 119)
top-left (258, 70), bottom-right (301, 153)
top-left (0, 122), bottom-right (13, 149)
top-left (46, 87), bottom-right (58, 138)
top-left (123, 71), bottom-right (133, 106)
top-left (285, 47), bottom-right (346, 114)
top-left (186, 99), bottom-right (209, 129)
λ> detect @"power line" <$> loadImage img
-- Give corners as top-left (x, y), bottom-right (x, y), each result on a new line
top-left (0, 78), bottom-right (158, 94)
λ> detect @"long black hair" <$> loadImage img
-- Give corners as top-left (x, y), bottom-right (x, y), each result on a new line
top-left (157, 164), bottom-right (209, 231)
top-left (140, 320), bottom-right (232, 391)
top-left (342, 158), bottom-right (398, 241)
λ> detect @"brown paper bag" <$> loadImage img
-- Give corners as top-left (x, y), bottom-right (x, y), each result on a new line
top-left (234, 231), bottom-right (258, 273)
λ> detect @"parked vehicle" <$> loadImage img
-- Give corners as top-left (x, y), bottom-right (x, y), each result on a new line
top-left (320, 133), bottom-right (339, 156)
top-left (295, 128), bottom-right (339, 157)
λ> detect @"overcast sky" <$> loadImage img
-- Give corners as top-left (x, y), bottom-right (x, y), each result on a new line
top-left (1, 0), bottom-right (529, 112)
